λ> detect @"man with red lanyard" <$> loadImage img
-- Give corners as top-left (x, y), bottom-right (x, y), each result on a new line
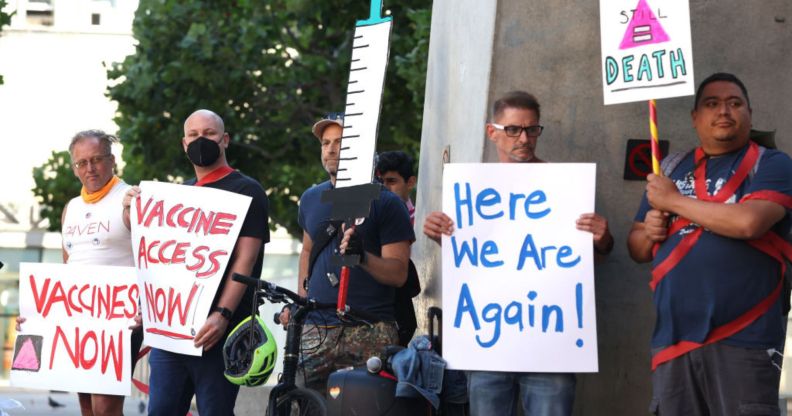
top-left (628, 73), bottom-right (792, 415)
top-left (123, 109), bottom-right (269, 415)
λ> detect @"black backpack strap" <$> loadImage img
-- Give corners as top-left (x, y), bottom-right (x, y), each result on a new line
top-left (304, 220), bottom-right (342, 291)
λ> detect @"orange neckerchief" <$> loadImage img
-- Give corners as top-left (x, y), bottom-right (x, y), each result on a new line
top-left (81, 176), bottom-right (120, 204)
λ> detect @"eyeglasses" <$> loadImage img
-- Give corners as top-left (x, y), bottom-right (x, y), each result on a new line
top-left (73, 154), bottom-right (112, 170)
top-left (491, 123), bottom-right (544, 137)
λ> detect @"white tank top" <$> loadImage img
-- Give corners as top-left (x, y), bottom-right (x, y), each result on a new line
top-left (62, 180), bottom-right (134, 266)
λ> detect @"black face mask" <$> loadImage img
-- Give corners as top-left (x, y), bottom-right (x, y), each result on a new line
top-left (186, 136), bottom-right (221, 167)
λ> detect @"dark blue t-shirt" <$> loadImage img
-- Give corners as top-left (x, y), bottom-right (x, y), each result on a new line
top-left (299, 181), bottom-right (415, 324)
top-left (635, 145), bottom-right (792, 349)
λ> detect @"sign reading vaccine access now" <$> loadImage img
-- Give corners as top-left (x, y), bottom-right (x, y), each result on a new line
top-left (441, 164), bottom-right (598, 372)
top-left (131, 181), bottom-right (250, 356)
top-left (599, 0), bottom-right (694, 105)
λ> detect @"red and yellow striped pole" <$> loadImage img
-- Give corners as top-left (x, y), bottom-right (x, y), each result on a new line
top-left (649, 99), bottom-right (661, 175)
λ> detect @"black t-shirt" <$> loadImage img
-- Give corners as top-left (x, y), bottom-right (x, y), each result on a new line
top-left (186, 170), bottom-right (270, 329)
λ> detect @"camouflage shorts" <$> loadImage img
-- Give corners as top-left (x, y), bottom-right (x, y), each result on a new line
top-left (298, 321), bottom-right (398, 392)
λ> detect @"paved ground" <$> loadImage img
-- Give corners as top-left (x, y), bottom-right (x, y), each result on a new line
top-left (0, 388), bottom-right (148, 416)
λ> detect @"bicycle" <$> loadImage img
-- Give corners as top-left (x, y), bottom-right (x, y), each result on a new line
top-left (231, 272), bottom-right (382, 416)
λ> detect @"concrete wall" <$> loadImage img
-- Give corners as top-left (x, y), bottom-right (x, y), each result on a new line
top-left (414, 0), bottom-right (792, 415)
top-left (412, 0), bottom-right (497, 326)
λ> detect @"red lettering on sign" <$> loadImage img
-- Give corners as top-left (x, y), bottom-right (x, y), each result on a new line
top-left (28, 274), bottom-right (137, 320)
top-left (166, 203), bottom-right (184, 227)
top-left (136, 197), bottom-right (237, 235)
top-left (144, 282), bottom-right (199, 326)
top-left (50, 326), bottom-right (124, 381)
top-left (137, 236), bottom-right (149, 269)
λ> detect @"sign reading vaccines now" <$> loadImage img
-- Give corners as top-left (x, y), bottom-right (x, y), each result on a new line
top-left (131, 181), bottom-right (250, 356)
top-left (11, 263), bottom-right (138, 396)
top-left (442, 164), bottom-right (598, 372)
top-left (599, 0), bottom-right (694, 105)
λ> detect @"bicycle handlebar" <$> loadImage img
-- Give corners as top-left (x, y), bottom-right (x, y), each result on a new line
top-left (232, 272), bottom-right (382, 326)
top-left (233, 273), bottom-right (308, 306)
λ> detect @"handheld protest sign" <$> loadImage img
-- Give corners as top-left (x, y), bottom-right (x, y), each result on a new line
top-left (320, 0), bottom-right (394, 311)
top-left (11, 263), bottom-right (138, 396)
top-left (333, 0), bottom-right (392, 191)
top-left (321, 0), bottom-right (392, 219)
top-left (131, 181), bottom-right (250, 356)
top-left (441, 164), bottom-right (598, 372)
top-left (599, 0), bottom-right (694, 105)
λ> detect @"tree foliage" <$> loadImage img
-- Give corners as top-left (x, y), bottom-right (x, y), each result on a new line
top-left (32, 151), bottom-right (81, 231)
top-left (104, 0), bottom-right (431, 238)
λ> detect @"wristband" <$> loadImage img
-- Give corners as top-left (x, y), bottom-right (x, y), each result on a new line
top-left (212, 306), bottom-right (233, 320)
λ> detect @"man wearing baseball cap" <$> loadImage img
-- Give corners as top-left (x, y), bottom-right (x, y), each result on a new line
top-left (282, 113), bottom-right (414, 393)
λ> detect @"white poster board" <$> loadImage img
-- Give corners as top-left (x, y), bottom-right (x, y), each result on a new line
top-left (441, 164), bottom-right (598, 372)
top-left (11, 263), bottom-right (138, 395)
top-left (599, 0), bottom-right (694, 105)
top-left (131, 181), bottom-right (250, 355)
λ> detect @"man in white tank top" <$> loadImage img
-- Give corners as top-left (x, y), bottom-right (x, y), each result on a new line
top-left (20, 130), bottom-right (143, 416)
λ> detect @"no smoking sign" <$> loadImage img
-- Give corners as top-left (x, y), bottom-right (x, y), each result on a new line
top-left (623, 138), bottom-right (670, 180)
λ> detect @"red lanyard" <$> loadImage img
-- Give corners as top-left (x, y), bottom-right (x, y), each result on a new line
top-left (693, 141), bottom-right (759, 202)
top-left (650, 141), bottom-right (791, 370)
top-left (195, 166), bottom-right (234, 187)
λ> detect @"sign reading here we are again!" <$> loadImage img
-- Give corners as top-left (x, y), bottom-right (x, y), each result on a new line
top-left (11, 263), bottom-right (138, 396)
top-left (131, 181), bottom-right (250, 356)
top-left (599, 0), bottom-right (694, 105)
top-left (442, 164), bottom-right (598, 372)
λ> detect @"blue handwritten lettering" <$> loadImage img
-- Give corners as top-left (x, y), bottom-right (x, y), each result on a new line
top-left (453, 183), bottom-right (551, 228)
top-left (454, 182), bottom-right (473, 229)
top-left (451, 236), bottom-right (478, 267)
top-left (453, 284), bottom-right (579, 348)
top-left (517, 234), bottom-right (581, 271)
top-left (477, 188), bottom-right (503, 220)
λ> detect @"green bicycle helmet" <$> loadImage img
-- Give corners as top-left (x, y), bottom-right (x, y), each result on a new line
top-left (223, 315), bottom-right (277, 386)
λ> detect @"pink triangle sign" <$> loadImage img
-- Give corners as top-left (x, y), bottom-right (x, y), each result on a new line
top-left (619, 0), bottom-right (670, 50)
top-left (12, 336), bottom-right (41, 371)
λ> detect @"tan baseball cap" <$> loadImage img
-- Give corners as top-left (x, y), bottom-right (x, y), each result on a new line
top-left (311, 112), bottom-right (345, 140)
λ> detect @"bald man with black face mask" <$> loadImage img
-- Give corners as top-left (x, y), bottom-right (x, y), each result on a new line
top-left (123, 109), bottom-right (270, 416)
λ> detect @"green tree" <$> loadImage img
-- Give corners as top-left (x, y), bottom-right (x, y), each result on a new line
top-left (105, 0), bottom-right (431, 238)
top-left (0, 0), bottom-right (13, 85)
top-left (32, 151), bottom-right (81, 231)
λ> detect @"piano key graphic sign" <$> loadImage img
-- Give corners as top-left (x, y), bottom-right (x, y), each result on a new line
top-left (599, 0), bottom-right (694, 105)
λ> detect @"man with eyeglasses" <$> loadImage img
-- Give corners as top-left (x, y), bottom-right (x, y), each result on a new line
top-left (18, 129), bottom-right (144, 416)
top-left (278, 113), bottom-right (414, 393)
top-left (423, 91), bottom-right (613, 415)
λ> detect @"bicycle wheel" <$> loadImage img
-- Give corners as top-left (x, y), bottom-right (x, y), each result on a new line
top-left (266, 387), bottom-right (327, 416)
